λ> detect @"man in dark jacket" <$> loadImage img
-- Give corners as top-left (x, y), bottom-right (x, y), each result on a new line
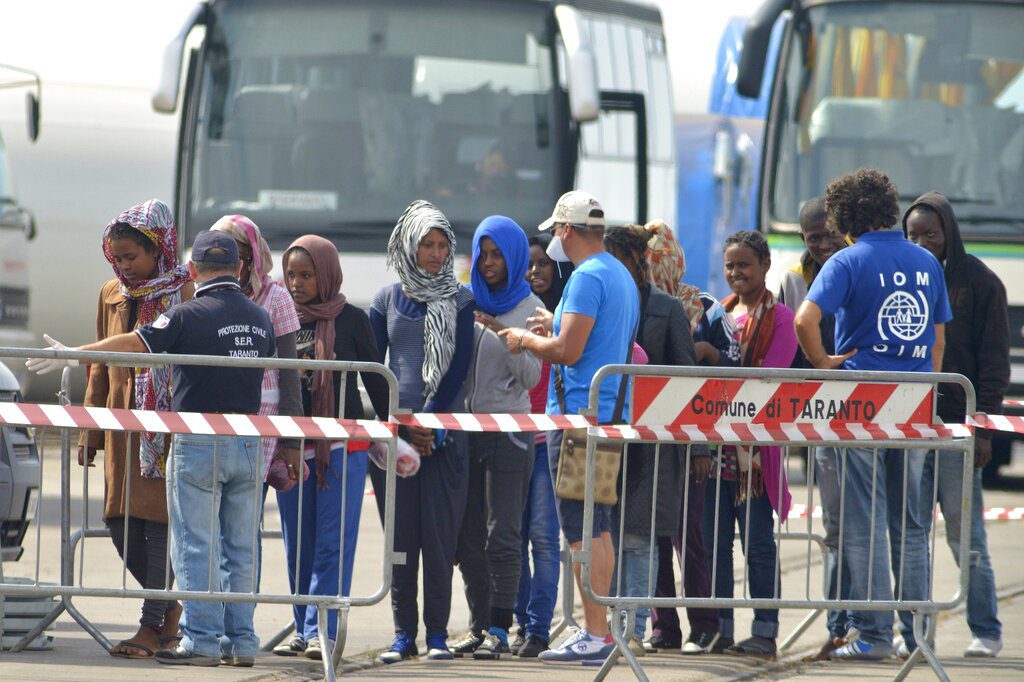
top-left (904, 192), bottom-right (1008, 658)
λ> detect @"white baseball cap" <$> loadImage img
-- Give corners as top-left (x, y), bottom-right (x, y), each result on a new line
top-left (538, 190), bottom-right (605, 231)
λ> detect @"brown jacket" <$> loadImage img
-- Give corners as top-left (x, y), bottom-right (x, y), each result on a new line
top-left (80, 278), bottom-right (195, 522)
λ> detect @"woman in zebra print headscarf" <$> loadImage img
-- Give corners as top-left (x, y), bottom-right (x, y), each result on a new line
top-left (386, 199), bottom-right (461, 400)
top-left (370, 199), bottom-right (476, 663)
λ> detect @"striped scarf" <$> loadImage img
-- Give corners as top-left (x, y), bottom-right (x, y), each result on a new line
top-left (102, 199), bottom-right (191, 478)
top-left (386, 200), bottom-right (459, 401)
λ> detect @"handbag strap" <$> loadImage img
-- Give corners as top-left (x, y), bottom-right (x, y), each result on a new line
top-left (554, 318), bottom-right (638, 424)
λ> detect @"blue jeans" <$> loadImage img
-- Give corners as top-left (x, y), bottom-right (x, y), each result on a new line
top-left (170, 435), bottom-right (260, 658)
top-left (514, 440), bottom-right (561, 641)
top-left (277, 447), bottom-right (367, 642)
top-left (702, 478), bottom-right (779, 639)
top-left (610, 531), bottom-right (656, 639)
top-left (831, 447), bottom-right (928, 650)
top-left (920, 450), bottom-right (1001, 641)
top-left (815, 448), bottom-right (851, 639)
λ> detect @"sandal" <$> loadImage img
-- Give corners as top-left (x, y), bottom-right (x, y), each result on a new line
top-left (725, 635), bottom-right (777, 660)
top-left (158, 635), bottom-right (182, 650)
top-left (110, 639), bottom-right (156, 659)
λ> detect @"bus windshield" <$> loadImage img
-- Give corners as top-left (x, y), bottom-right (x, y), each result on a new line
top-left (769, 2), bottom-right (1024, 239)
top-left (188, 0), bottom-right (555, 249)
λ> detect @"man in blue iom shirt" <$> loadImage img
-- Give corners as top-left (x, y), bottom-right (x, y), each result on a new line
top-left (795, 169), bottom-right (952, 661)
top-left (500, 190), bottom-right (639, 665)
top-left (67, 231), bottom-right (277, 666)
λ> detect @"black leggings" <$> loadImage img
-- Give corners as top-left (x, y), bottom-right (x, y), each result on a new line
top-left (106, 516), bottom-right (178, 629)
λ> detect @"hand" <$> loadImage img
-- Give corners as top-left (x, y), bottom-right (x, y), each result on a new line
top-left (77, 446), bottom-right (97, 467)
top-left (690, 455), bottom-right (711, 483)
top-left (694, 341), bottom-right (719, 365)
top-left (314, 446), bottom-right (335, 491)
top-left (474, 311), bottom-right (507, 334)
top-left (26, 334), bottom-right (80, 375)
top-left (405, 424), bottom-right (434, 457)
top-left (974, 436), bottom-right (992, 469)
top-left (812, 349), bottom-right (857, 370)
top-left (276, 447), bottom-right (302, 482)
top-left (497, 327), bottom-right (529, 355)
top-left (525, 307), bottom-right (554, 332)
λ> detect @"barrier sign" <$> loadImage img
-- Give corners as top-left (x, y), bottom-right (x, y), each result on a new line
top-left (632, 376), bottom-right (934, 429)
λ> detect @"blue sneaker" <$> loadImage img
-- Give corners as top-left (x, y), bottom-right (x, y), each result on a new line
top-left (378, 631), bottom-right (418, 664)
top-left (538, 629), bottom-right (614, 664)
top-left (830, 639), bottom-right (892, 661)
top-left (425, 634), bottom-right (453, 660)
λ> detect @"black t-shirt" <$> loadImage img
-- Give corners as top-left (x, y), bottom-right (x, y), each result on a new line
top-left (136, 276), bottom-right (276, 414)
top-left (295, 304), bottom-right (390, 420)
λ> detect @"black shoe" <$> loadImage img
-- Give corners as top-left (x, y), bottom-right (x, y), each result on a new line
top-left (517, 635), bottom-right (549, 658)
top-left (725, 635), bottom-right (777, 660)
top-left (510, 632), bottom-right (526, 655)
top-left (681, 631), bottom-right (718, 655)
top-left (220, 654), bottom-right (255, 667)
top-left (155, 645), bottom-right (220, 666)
top-left (449, 631), bottom-right (485, 658)
top-left (473, 632), bottom-right (511, 660)
top-left (644, 633), bottom-right (681, 652)
top-left (709, 635), bottom-right (735, 654)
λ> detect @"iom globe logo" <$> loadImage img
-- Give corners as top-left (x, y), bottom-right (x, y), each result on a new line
top-left (877, 290), bottom-right (929, 341)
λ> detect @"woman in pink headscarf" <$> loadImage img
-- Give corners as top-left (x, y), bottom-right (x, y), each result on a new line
top-left (210, 215), bottom-right (303, 483)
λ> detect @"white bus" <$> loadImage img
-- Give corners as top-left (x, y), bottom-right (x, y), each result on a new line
top-left (154, 0), bottom-right (676, 304)
top-left (737, 0), bottom-right (1024, 473)
top-left (0, 65), bottom-right (40, 384)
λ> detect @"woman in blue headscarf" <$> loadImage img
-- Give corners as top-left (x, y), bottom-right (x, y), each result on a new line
top-left (449, 215), bottom-right (543, 659)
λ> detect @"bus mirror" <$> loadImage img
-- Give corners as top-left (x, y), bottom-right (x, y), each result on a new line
top-left (25, 93), bottom-right (39, 142)
top-left (736, 0), bottom-right (788, 99)
top-left (153, 3), bottom-right (205, 113)
top-left (555, 5), bottom-right (600, 122)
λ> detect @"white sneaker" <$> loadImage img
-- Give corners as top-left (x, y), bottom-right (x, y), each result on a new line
top-left (965, 637), bottom-right (1002, 658)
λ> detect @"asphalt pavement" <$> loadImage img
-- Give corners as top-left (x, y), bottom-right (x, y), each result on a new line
top-left (1, 439), bottom-right (1022, 681)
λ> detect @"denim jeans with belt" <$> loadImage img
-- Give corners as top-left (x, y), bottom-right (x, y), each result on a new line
top-left (515, 440), bottom-right (561, 642)
top-left (702, 478), bottom-right (780, 639)
top-left (828, 447), bottom-right (928, 651)
top-left (170, 434), bottom-right (261, 658)
top-left (814, 448), bottom-right (851, 639)
top-left (919, 449), bottom-right (1001, 641)
top-left (609, 530), bottom-right (656, 640)
top-left (277, 446), bottom-right (367, 642)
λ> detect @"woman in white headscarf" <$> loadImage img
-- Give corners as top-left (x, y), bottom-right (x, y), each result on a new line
top-left (368, 200), bottom-right (476, 663)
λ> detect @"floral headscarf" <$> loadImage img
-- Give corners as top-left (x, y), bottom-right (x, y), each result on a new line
top-left (102, 199), bottom-right (191, 478)
top-left (210, 214), bottom-right (273, 299)
top-left (644, 220), bottom-right (704, 332)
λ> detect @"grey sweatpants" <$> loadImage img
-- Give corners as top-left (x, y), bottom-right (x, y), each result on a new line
top-left (456, 432), bottom-right (534, 632)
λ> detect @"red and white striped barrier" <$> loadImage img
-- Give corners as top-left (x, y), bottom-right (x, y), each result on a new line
top-left (969, 413), bottom-right (1024, 435)
top-left (591, 422), bottom-right (972, 443)
top-left (785, 503), bottom-right (1024, 522)
top-left (0, 402), bottom-right (396, 441)
top-left (390, 412), bottom-right (592, 432)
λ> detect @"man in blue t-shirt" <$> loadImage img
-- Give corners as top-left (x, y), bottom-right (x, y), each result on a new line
top-left (500, 190), bottom-right (639, 664)
top-left (795, 169), bottom-right (952, 662)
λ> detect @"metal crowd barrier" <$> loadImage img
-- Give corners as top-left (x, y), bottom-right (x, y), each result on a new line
top-left (574, 365), bottom-right (974, 682)
top-left (0, 348), bottom-right (403, 682)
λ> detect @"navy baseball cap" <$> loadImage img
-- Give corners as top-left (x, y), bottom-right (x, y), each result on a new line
top-left (191, 231), bottom-right (239, 264)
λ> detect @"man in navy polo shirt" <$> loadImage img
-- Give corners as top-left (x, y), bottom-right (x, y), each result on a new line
top-left (795, 169), bottom-right (952, 661)
top-left (69, 231), bottom-right (276, 666)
